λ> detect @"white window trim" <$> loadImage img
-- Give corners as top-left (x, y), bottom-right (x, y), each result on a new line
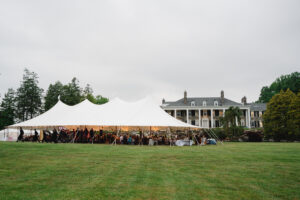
top-left (191, 101), bottom-right (195, 107)
top-left (214, 101), bottom-right (218, 106)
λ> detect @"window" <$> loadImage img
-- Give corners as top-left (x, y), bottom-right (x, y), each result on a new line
top-left (202, 119), bottom-right (209, 128)
top-left (215, 120), bottom-right (220, 127)
top-left (215, 110), bottom-right (219, 117)
top-left (214, 101), bottom-right (218, 106)
top-left (241, 119), bottom-right (245, 126)
top-left (191, 101), bottom-right (195, 106)
top-left (190, 110), bottom-right (195, 116)
top-left (203, 111), bottom-right (207, 116)
top-left (203, 101), bottom-right (207, 106)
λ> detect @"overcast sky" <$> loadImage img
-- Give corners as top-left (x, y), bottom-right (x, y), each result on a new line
top-left (0, 0), bottom-right (299, 104)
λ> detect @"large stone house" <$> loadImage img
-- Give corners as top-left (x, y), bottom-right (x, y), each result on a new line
top-left (161, 91), bottom-right (266, 129)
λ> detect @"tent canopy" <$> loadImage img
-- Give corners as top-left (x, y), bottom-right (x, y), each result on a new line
top-left (8, 97), bottom-right (197, 130)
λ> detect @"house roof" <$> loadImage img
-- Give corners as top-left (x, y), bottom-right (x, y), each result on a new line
top-left (163, 97), bottom-right (242, 107)
top-left (249, 103), bottom-right (267, 111)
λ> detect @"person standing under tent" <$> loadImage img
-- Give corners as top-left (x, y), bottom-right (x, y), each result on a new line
top-left (89, 128), bottom-right (94, 143)
top-left (52, 129), bottom-right (58, 143)
top-left (99, 129), bottom-right (103, 143)
top-left (131, 136), bottom-right (135, 145)
top-left (79, 129), bottom-right (83, 143)
top-left (86, 129), bottom-right (90, 143)
top-left (127, 135), bottom-right (132, 145)
top-left (71, 129), bottom-right (75, 141)
top-left (123, 134), bottom-right (127, 144)
top-left (201, 135), bottom-right (206, 146)
top-left (39, 130), bottom-right (44, 142)
top-left (41, 130), bottom-right (47, 143)
top-left (74, 128), bottom-right (79, 143)
top-left (33, 129), bottom-right (39, 142)
top-left (17, 127), bottom-right (24, 142)
top-left (120, 134), bottom-right (124, 144)
top-left (83, 128), bottom-right (87, 143)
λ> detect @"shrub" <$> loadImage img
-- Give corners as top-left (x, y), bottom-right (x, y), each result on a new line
top-left (211, 128), bottom-right (227, 140)
top-left (244, 129), bottom-right (263, 142)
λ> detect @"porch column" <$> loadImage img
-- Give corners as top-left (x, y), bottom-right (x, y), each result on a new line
top-left (198, 109), bottom-right (201, 127)
top-left (247, 108), bottom-right (251, 128)
top-left (211, 109), bottom-right (213, 128)
top-left (174, 109), bottom-right (177, 119)
top-left (186, 109), bottom-right (189, 124)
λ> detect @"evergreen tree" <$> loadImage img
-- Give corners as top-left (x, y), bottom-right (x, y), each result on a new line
top-left (258, 72), bottom-right (300, 103)
top-left (60, 77), bottom-right (83, 105)
top-left (263, 89), bottom-right (296, 141)
top-left (15, 69), bottom-right (44, 121)
top-left (0, 88), bottom-right (15, 130)
top-left (44, 81), bottom-right (63, 111)
top-left (287, 92), bottom-right (300, 140)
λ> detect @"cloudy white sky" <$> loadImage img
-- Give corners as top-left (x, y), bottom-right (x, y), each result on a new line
top-left (0, 0), bottom-right (299, 103)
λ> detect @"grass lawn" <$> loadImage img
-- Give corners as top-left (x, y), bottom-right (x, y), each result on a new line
top-left (0, 142), bottom-right (299, 200)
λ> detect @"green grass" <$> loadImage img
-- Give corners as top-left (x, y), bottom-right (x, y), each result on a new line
top-left (0, 142), bottom-right (299, 200)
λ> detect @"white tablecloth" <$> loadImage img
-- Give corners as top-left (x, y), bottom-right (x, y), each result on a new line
top-left (175, 140), bottom-right (193, 146)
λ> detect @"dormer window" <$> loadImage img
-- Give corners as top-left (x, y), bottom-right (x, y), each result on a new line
top-left (191, 101), bottom-right (195, 107)
top-left (203, 101), bottom-right (207, 106)
top-left (214, 101), bottom-right (218, 106)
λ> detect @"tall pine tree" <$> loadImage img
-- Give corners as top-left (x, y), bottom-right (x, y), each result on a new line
top-left (15, 69), bottom-right (44, 121)
top-left (60, 77), bottom-right (83, 105)
top-left (0, 88), bottom-right (16, 130)
top-left (44, 81), bottom-right (63, 111)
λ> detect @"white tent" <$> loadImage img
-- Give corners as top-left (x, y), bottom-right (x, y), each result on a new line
top-left (7, 97), bottom-right (197, 130)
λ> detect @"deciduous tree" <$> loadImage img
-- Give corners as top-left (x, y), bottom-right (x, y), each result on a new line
top-left (258, 72), bottom-right (300, 103)
top-left (263, 89), bottom-right (296, 141)
top-left (287, 92), bottom-right (300, 140)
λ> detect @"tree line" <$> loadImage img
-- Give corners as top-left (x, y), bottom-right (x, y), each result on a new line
top-left (212, 71), bottom-right (300, 141)
top-left (0, 68), bottom-right (108, 130)
top-left (1, 69), bottom-right (299, 141)
top-left (257, 72), bottom-right (300, 103)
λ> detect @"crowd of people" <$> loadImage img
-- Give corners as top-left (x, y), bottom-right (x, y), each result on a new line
top-left (17, 127), bottom-right (215, 146)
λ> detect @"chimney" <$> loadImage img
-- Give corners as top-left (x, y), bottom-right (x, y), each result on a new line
top-left (220, 90), bottom-right (224, 105)
top-left (184, 90), bottom-right (187, 104)
top-left (162, 98), bottom-right (165, 104)
top-left (241, 96), bottom-right (247, 105)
